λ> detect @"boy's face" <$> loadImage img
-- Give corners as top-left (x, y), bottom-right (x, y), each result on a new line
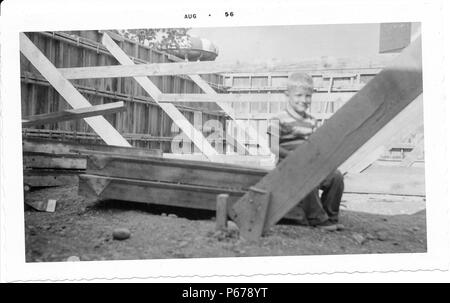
top-left (286, 85), bottom-right (313, 113)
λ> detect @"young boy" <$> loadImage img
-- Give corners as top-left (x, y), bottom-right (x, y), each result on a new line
top-left (268, 72), bottom-right (345, 231)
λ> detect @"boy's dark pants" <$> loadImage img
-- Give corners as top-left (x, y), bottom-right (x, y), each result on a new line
top-left (300, 170), bottom-right (344, 225)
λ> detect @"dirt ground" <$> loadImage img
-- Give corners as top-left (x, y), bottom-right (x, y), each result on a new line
top-left (24, 185), bottom-right (427, 262)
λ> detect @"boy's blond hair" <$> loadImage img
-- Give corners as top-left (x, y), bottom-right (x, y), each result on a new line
top-left (286, 72), bottom-right (314, 94)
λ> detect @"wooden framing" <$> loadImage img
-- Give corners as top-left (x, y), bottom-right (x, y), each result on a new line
top-left (19, 33), bottom-right (131, 147)
top-left (101, 33), bottom-right (218, 159)
top-left (231, 37), bottom-right (423, 239)
top-left (22, 102), bottom-right (126, 127)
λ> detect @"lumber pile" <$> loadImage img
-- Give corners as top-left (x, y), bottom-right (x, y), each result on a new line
top-left (23, 138), bottom-right (161, 188)
top-left (78, 153), bottom-right (306, 221)
top-left (23, 151), bottom-right (86, 188)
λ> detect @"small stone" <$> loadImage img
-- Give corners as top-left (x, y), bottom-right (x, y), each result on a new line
top-left (67, 256), bottom-right (80, 262)
top-left (178, 241), bottom-right (189, 248)
top-left (161, 213), bottom-right (167, 217)
top-left (168, 214), bottom-right (177, 218)
top-left (412, 227), bottom-right (420, 232)
top-left (376, 230), bottom-right (389, 241)
top-left (43, 224), bottom-right (52, 230)
top-left (112, 228), bottom-right (131, 240)
top-left (366, 233), bottom-right (376, 240)
top-left (382, 218), bottom-right (388, 222)
top-left (213, 230), bottom-right (223, 238)
top-left (352, 233), bottom-right (366, 245)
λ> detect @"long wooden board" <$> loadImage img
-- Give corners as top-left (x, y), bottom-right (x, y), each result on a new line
top-left (22, 138), bottom-right (162, 157)
top-left (19, 33), bottom-right (131, 147)
top-left (22, 102), bottom-right (126, 127)
top-left (159, 92), bottom-right (354, 104)
top-left (23, 152), bottom-right (86, 169)
top-left (84, 154), bottom-right (266, 190)
top-left (162, 153), bottom-right (276, 170)
top-left (159, 93), bottom-right (286, 103)
top-left (101, 33), bottom-right (218, 159)
top-left (78, 174), bottom-right (305, 221)
top-left (232, 37), bottom-right (423, 234)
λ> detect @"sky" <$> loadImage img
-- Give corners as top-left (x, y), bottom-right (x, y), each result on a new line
top-left (188, 24), bottom-right (384, 64)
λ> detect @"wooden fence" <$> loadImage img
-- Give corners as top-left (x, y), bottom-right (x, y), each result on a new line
top-left (20, 31), bottom-right (227, 152)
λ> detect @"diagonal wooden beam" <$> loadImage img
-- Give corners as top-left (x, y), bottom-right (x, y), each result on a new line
top-left (101, 33), bottom-right (218, 159)
top-left (22, 101), bottom-right (126, 127)
top-left (19, 33), bottom-right (131, 147)
top-left (187, 75), bottom-right (271, 155)
top-left (231, 36), bottom-right (423, 238)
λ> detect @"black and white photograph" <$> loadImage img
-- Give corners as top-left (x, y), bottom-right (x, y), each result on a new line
top-left (1, 0), bottom-right (449, 282)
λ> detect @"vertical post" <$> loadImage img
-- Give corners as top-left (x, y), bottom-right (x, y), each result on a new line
top-left (216, 194), bottom-right (229, 231)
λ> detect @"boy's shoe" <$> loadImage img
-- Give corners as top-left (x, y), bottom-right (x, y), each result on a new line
top-left (312, 220), bottom-right (338, 232)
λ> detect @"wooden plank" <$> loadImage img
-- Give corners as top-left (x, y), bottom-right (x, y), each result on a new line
top-left (233, 112), bottom-right (334, 120)
top-left (216, 194), bottom-right (229, 231)
top-left (339, 94), bottom-right (423, 174)
top-left (84, 154), bottom-right (266, 189)
top-left (23, 138), bottom-right (162, 157)
top-left (58, 56), bottom-right (394, 79)
top-left (78, 174), bottom-right (304, 220)
top-left (23, 152), bottom-right (86, 169)
top-left (101, 33), bottom-right (218, 159)
top-left (22, 101), bottom-right (126, 127)
top-left (232, 36), bottom-right (423, 233)
top-left (19, 33), bottom-right (131, 147)
top-left (79, 174), bottom-right (246, 210)
top-left (24, 170), bottom-right (80, 187)
top-left (162, 153), bottom-right (276, 170)
top-left (193, 111), bottom-right (203, 153)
